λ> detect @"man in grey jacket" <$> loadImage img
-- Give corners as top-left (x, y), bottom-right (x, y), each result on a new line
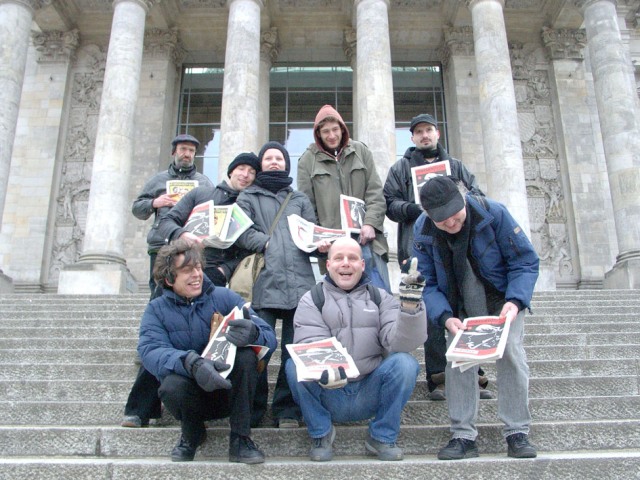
top-left (285, 237), bottom-right (427, 462)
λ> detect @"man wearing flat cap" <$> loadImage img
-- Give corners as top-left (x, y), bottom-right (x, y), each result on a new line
top-left (132, 133), bottom-right (213, 299)
top-left (412, 175), bottom-right (539, 461)
top-left (384, 114), bottom-right (488, 402)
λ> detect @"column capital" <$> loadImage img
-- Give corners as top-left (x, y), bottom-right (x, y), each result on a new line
top-left (439, 25), bottom-right (474, 67)
top-left (572, 0), bottom-right (617, 11)
top-left (466, 0), bottom-right (505, 9)
top-left (343, 27), bottom-right (357, 64)
top-left (0, 0), bottom-right (52, 12)
top-left (541, 27), bottom-right (586, 60)
top-left (260, 27), bottom-right (279, 64)
top-left (226, 0), bottom-right (263, 8)
top-left (144, 27), bottom-right (185, 64)
top-left (31, 29), bottom-right (80, 63)
top-left (113, 0), bottom-right (161, 12)
top-left (354, 0), bottom-right (389, 7)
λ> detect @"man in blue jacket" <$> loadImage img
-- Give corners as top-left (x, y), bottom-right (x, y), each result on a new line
top-left (412, 176), bottom-right (539, 460)
top-left (138, 240), bottom-right (277, 463)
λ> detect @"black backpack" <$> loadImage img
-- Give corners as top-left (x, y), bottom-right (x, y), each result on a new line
top-left (310, 282), bottom-right (382, 312)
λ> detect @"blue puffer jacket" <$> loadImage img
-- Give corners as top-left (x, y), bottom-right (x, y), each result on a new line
top-left (412, 194), bottom-right (539, 328)
top-left (138, 276), bottom-right (277, 382)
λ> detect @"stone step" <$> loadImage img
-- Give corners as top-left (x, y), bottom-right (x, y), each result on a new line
top-left (0, 421), bottom-right (638, 458)
top-left (2, 450), bottom-right (640, 480)
top-left (1, 394), bottom-right (637, 426)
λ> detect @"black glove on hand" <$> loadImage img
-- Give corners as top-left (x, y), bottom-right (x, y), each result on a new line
top-left (407, 203), bottom-right (423, 221)
top-left (399, 257), bottom-right (425, 306)
top-left (319, 366), bottom-right (348, 389)
top-left (225, 308), bottom-right (259, 347)
top-left (183, 351), bottom-right (231, 392)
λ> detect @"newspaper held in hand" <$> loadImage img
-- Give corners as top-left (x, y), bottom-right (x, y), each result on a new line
top-left (185, 200), bottom-right (214, 239)
top-left (185, 201), bottom-right (253, 248)
top-left (287, 214), bottom-right (349, 252)
top-left (410, 160), bottom-right (451, 205)
top-left (166, 180), bottom-right (199, 201)
top-left (446, 315), bottom-right (512, 371)
top-left (200, 306), bottom-right (269, 378)
top-left (339, 194), bottom-right (366, 233)
top-left (286, 337), bottom-right (359, 382)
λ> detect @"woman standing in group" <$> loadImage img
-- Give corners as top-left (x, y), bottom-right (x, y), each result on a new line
top-left (235, 141), bottom-right (322, 428)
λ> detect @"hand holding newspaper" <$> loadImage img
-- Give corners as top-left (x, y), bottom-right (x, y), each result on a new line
top-left (287, 214), bottom-right (349, 252)
top-left (286, 337), bottom-right (359, 382)
top-left (446, 315), bottom-right (511, 372)
top-left (185, 201), bottom-right (253, 249)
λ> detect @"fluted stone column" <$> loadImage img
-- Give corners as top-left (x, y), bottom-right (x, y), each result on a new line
top-left (577, 0), bottom-right (640, 289)
top-left (0, 0), bottom-right (45, 292)
top-left (258, 27), bottom-right (278, 146)
top-left (467, 0), bottom-right (531, 235)
top-left (344, 27), bottom-right (358, 139)
top-left (218, 0), bottom-right (262, 178)
top-left (58, 0), bottom-right (155, 294)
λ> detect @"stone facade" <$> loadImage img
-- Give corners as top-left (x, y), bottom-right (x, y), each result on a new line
top-left (1, 0), bottom-right (640, 293)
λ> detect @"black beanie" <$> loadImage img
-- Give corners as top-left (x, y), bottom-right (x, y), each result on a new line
top-left (258, 141), bottom-right (291, 174)
top-left (227, 152), bottom-right (260, 177)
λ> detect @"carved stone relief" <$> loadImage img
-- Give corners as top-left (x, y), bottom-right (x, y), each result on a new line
top-left (439, 25), bottom-right (474, 68)
top-left (48, 45), bottom-right (105, 284)
top-left (31, 29), bottom-right (80, 63)
top-left (511, 41), bottom-right (573, 278)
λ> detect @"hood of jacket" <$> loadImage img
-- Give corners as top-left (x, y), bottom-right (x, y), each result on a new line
top-left (313, 104), bottom-right (351, 156)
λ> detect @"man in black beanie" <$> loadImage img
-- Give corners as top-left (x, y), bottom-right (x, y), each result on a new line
top-left (121, 152), bottom-right (260, 429)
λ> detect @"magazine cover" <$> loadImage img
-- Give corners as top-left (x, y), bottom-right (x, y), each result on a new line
top-left (287, 214), bottom-right (348, 252)
top-left (445, 315), bottom-right (511, 364)
top-left (166, 180), bottom-right (199, 201)
top-left (339, 194), bottom-right (366, 232)
top-left (286, 337), bottom-right (360, 382)
top-left (184, 200), bottom-right (214, 239)
top-left (202, 204), bottom-right (253, 249)
top-left (411, 160), bottom-right (451, 204)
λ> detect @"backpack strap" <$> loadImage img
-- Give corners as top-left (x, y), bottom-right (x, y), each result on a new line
top-left (310, 282), bottom-right (381, 312)
top-left (366, 283), bottom-right (382, 308)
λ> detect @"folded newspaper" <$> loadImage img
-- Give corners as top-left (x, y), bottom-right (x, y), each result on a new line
top-left (185, 201), bottom-right (253, 249)
top-left (339, 194), bottom-right (366, 233)
top-left (445, 315), bottom-right (511, 372)
top-left (200, 306), bottom-right (269, 378)
top-left (286, 337), bottom-right (359, 382)
top-left (410, 160), bottom-right (451, 204)
top-left (287, 214), bottom-right (349, 252)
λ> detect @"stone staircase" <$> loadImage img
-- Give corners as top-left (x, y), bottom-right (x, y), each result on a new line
top-left (0, 290), bottom-right (639, 479)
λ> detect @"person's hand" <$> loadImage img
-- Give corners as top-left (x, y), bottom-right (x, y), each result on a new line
top-left (358, 224), bottom-right (376, 244)
top-left (152, 193), bottom-right (178, 209)
top-left (315, 238), bottom-right (334, 253)
top-left (225, 307), bottom-right (258, 347)
top-left (398, 257), bottom-right (425, 308)
top-left (179, 231), bottom-right (203, 245)
top-left (407, 203), bottom-right (423, 221)
top-left (500, 301), bottom-right (519, 323)
top-left (444, 317), bottom-right (464, 335)
top-left (183, 351), bottom-right (231, 391)
top-left (319, 366), bottom-right (347, 389)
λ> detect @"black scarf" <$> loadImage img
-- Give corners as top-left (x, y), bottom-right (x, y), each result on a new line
top-left (254, 170), bottom-right (293, 194)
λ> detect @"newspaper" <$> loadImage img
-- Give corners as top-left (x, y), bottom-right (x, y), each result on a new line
top-left (287, 214), bottom-right (349, 252)
top-left (339, 194), bottom-right (366, 233)
top-left (286, 337), bottom-right (360, 382)
top-left (410, 160), bottom-right (451, 204)
top-left (185, 201), bottom-right (253, 249)
top-left (446, 315), bottom-right (513, 371)
top-left (166, 180), bottom-right (199, 201)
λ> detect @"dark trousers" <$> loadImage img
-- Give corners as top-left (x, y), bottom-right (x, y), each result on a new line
top-left (148, 252), bottom-right (162, 300)
top-left (252, 308), bottom-right (300, 426)
top-left (124, 366), bottom-right (162, 420)
top-left (159, 348), bottom-right (258, 442)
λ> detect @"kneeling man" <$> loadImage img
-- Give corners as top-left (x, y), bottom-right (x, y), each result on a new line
top-left (286, 237), bottom-right (427, 461)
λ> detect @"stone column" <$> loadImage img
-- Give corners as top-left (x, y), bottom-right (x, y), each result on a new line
top-left (467, 0), bottom-right (531, 235)
top-left (218, 0), bottom-right (262, 178)
top-left (0, 0), bottom-right (44, 292)
top-left (58, 0), bottom-right (155, 294)
top-left (258, 27), bottom-right (278, 146)
top-left (577, 0), bottom-right (640, 289)
top-left (344, 27), bottom-right (358, 139)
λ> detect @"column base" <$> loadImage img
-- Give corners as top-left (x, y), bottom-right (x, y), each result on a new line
top-left (0, 269), bottom-right (15, 294)
top-left (534, 264), bottom-right (556, 291)
top-left (58, 262), bottom-right (139, 294)
top-left (603, 250), bottom-right (640, 289)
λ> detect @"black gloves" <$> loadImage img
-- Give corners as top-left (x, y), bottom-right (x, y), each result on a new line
top-left (399, 257), bottom-right (426, 306)
top-left (319, 366), bottom-right (347, 389)
top-left (407, 203), bottom-right (423, 221)
top-left (183, 351), bottom-right (231, 391)
top-left (225, 307), bottom-right (259, 347)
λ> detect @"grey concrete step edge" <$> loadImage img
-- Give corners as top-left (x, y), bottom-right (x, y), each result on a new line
top-left (0, 420), bottom-right (638, 458)
top-left (1, 395), bottom-right (638, 426)
top-left (2, 452), bottom-right (640, 480)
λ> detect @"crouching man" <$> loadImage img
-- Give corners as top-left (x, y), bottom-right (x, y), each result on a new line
top-left (138, 239), bottom-right (277, 463)
top-left (285, 237), bottom-right (427, 462)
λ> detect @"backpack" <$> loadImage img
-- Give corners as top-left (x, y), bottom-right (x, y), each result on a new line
top-left (310, 282), bottom-right (381, 312)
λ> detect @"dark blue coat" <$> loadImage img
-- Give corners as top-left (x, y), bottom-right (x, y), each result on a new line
top-left (138, 276), bottom-right (277, 382)
top-left (412, 195), bottom-right (539, 328)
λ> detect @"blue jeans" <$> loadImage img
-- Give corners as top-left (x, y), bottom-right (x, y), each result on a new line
top-left (445, 310), bottom-right (531, 440)
top-left (286, 353), bottom-right (419, 443)
top-left (362, 244), bottom-right (391, 293)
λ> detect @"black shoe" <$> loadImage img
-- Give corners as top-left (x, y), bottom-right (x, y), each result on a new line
top-left (429, 384), bottom-right (446, 401)
top-left (229, 432), bottom-right (265, 464)
top-left (437, 438), bottom-right (479, 460)
top-left (171, 430), bottom-right (207, 462)
top-left (121, 415), bottom-right (149, 428)
top-left (506, 433), bottom-right (537, 458)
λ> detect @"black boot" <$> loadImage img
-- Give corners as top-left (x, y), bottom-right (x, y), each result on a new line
top-left (171, 429), bottom-right (207, 462)
top-left (229, 431), bottom-right (265, 464)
